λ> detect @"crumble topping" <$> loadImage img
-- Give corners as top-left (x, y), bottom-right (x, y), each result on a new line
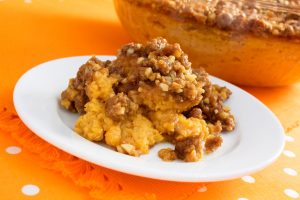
top-left (127, 0), bottom-right (300, 39)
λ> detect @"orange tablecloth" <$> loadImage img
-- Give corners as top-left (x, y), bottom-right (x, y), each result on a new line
top-left (0, 1), bottom-right (299, 199)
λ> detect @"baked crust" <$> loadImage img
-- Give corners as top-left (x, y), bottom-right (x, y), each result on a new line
top-left (127, 0), bottom-right (300, 39)
top-left (114, 0), bottom-right (300, 86)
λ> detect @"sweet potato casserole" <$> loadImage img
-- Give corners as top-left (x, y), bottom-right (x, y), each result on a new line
top-left (60, 38), bottom-right (235, 162)
top-left (114, 0), bottom-right (300, 86)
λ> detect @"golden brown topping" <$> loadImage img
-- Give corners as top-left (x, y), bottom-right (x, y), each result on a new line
top-left (188, 108), bottom-right (203, 119)
top-left (207, 121), bottom-right (223, 135)
top-left (175, 136), bottom-right (203, 162)
top-left (128, 0), bottom-right (300, 38)
top-left (115, 38), bottom-right (204, 101)
top-left (105, 93), bottom-right (139, 121)
top-left (205, 135), bottom-right (223, 154)
top-left (158, 148), bottom-right (177, 161)
top-left (197, 84), bottom-right (235, 131)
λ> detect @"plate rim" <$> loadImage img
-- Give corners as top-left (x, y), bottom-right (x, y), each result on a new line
top-left (13, 55), bottom-right (286, 182)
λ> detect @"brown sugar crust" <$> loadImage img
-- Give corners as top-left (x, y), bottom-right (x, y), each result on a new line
top-left (175, 136), bottom-right (203, 162)
top-left (205, 134), bottom-right (223, 154)
top-left (128, 0), bottom-right (300, 39)
top-left (198, 84), bottom-right (235, 131)
top-left (60, 37), bottom-right (235, 162)
top-left (105, 93), bottom-right (139, 121)
top-left (158, 148), bottom-right (177, 161)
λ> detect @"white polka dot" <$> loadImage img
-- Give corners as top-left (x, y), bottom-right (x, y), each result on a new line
top-left (285, 135), bottom-right (295, 142)
top-left (284, 168), bottom-right (298, 176)
top-left (238, 198), bottom-right (248, 200)
top-left (283, 150), bottom-right (296, 158)
top-left (284, 189), bottom-right (299, 199)
top-left (5, 146), bottom-right (22, 154)
top-left (22, 184), bottom-right (40, 196)
top-left (24, 0), bottom-right (32, 3)
top-left (241, 175), bottom-right (255, 183)
top-left (197, 185), bottom-right (207, 192)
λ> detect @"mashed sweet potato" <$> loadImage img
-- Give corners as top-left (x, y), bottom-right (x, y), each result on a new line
top-left (60, 37), bottom-right (235, 162)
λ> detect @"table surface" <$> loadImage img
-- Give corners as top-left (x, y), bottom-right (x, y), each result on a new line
top-left (0, 0), bottom-right (299, 199)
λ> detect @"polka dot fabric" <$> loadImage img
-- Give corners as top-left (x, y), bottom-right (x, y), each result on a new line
top-left (0, 0), bottom-right (299, 199)
top-left (21, 184), bottom-right (40, 196)
top-left (5, 146), bottom-right (22, 154)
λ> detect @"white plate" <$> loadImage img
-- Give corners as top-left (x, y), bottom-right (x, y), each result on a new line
top-left (13, 56), bottom-right (285, 182)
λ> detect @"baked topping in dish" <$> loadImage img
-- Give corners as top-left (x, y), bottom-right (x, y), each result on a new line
top-left (60, 38), bottom-right (235, 162)
top-left (129, 0), bottom-right (300, 38)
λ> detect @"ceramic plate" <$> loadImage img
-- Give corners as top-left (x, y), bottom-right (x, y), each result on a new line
top-left (13, 56), bottom-right (285, 182)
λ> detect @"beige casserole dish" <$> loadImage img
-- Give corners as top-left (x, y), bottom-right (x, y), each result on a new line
top-left (114, 0), bottom-right (300, 86)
